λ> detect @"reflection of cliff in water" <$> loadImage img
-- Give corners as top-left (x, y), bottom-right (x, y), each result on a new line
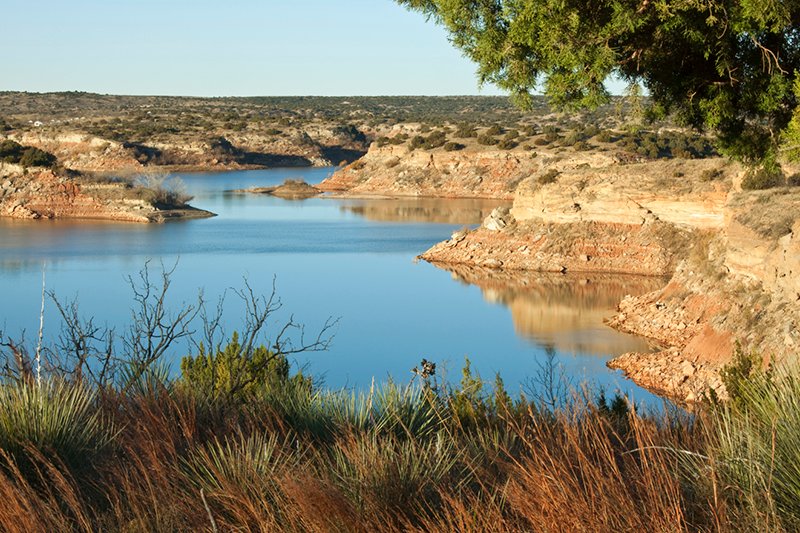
top-left (440, 264), bottom-right (666, 356)
top-left (339, 197), bottom-right (510, 225)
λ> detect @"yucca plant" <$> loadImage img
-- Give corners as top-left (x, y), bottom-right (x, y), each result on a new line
top-left (710, 363), bottom-right (800, 530)
top-left (182, 432), bottom-right (297, 528)
top-left (328, 431), bottom-right (469, 523)
top-left (0, 380), bottom-right (113, 467)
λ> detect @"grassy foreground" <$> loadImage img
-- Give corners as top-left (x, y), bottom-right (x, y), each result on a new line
top-left (0, 352), bottom-right (796, 532)
top-left (0, 268), bottom-right (797, 532)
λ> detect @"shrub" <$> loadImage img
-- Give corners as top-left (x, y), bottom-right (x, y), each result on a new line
top-left (485, 125), bottom-right (503, 136)
top-left (443, 142), bottom-right (465, 151)
top-left (454, 124), bottom-right (477, 138)
top-left (700, 168), bottom-right (724, 182)
top-left (19, 147), bottom-right (57, 168)
top-left (0, 381), bottom-right (112, 465)
top-left (595, 130), bottom-right (614, 143)
top-left (497, 138), bottom-right (518, 150)
top-left (179, 333), bottom-right (312, 401)
top-left (350, 159), bottom-right (367, 170)
top-left (573, 140), bottom-right (591, 151)
top-left (409, 135), bottom-right (426, 151)
top-left (133, 174), bottom-right (193, 207)
top-left (422, 130), bottom-right (447, 150)
top-left (0, 140), bottom-right (24, 162)
top-left (788, 173), bottom-right (800, 186)
top-left (537, 169), bottom-right (560, 185)
top-left (477, 134), bottom-right (499, 146)
top-left (741, 168), bottom-right (785, 190)
top-left (0, 142), bottom-right (57, 168)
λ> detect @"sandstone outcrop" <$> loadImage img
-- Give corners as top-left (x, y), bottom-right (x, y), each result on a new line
top-left (0, 164), bottom-right (213, 223)
top-left (374, 144), bottom-right (797, 403)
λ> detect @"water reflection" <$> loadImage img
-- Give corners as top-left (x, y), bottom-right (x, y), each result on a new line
top-left (337, 197), bottom-right (509, 224)
top-left (439, 263), bottom-right (666, 356)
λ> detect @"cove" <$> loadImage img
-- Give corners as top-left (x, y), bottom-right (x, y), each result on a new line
top-left (0, 167), bottom-right (663, 403)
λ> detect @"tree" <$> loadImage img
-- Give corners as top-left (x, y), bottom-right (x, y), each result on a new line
top-left (398, 0), bottom-right (800, 169)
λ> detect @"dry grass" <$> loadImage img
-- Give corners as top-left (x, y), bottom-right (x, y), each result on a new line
top-left (0, 381), bottom-right (733, 532)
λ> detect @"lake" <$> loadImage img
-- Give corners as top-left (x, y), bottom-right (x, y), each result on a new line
top-left (0, 167), bottom-right (663, 402)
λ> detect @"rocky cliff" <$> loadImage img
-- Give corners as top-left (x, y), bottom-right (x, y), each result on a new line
top-left (0, 164), bottom-right (212, 222)
top-left (318, 142), bottom-right (553, 199)
top-left (411, 152), bottom-right (799, 403)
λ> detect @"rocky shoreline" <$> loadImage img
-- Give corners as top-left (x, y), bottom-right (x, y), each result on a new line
top-left (317, 142), bottom-right (800, 404)
top-left (0, 165), bottom-right (215, 223)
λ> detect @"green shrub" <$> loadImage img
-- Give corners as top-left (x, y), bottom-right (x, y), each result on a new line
top-left (454, 124), bottom-right (477, 138)
top-left (422, 130), bottom-right (447, 150)
top-left (409, 135), bottom-right (426, 151)
top-left (497, 138), bottom-right (518, 150)
top-left (700, 168), bottom-right (724, 182)
top-left (711, 359), bottom-right (800, 528)
top-left (27, 148), bottom-right (57, 168)
top-left (0, 381), bottom-right (112, 465)
top-left (477, 134), bottom-right (499, 146)
top-left (179, 333), bottom-right (312, 401)
top-left (573, 140), bottom-right (591, 151)
top-left (537, 169), bottom-right (560, 185)
top-left (0, 140), bottom-right (23, 162)
top-left (595, 130), bottom-right (614, 143)
top-left (741, 168), bottom-right (785, 190)
top-left (443, 142), bottom-right (465, 151)
top-left (485, 125), bottom-right (503, 136)
top-left (0, 142), bottom-right (56, 168)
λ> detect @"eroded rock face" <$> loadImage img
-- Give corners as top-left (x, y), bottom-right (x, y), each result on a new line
top-left (318, 143), bottom-right (544, 199)
top-left (0, 166), bottom-right (213, 223)
top-left (511, 158), bottom-right (732, 230)
top-left (422, 218), bottom-right (692, 277)
top-left (413, 153), bottom-right (799, 403)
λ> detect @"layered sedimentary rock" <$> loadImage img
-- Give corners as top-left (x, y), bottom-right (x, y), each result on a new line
top-left (0, 164), bottom-right (212, 222)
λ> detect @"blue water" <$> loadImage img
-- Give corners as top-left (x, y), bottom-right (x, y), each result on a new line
top-left (0, 167), bottom-right (663, 403)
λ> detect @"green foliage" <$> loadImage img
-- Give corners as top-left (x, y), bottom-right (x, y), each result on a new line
top-left (0, 381), bottom-right (112, 464)
top-left (741, 167), bottom-right (787, 190)
top-left (477, 133), bottom-right (499, 146)
top-left (497, 138), bottom-right (518, 150)
top-left (179, 332), bottom-right (311, 401)
top-left (453, 123), bottom-right (477, 138)
top-left (398, 0), bottom-right (800, 167)
top-left (720, 344), bottom-right (768, 407)
top-left (711, 361), bottom-right (800, 528)
top-left (0, 140), bottom-right (23, 162)
top-left (443, 141), bottom-right (465, 151)
top-left (537, 169), bottom-right (560, 185)
top-left (485, 125), bottom-right (503, 136)
top-left (0, 141), bottom-right (57, 168)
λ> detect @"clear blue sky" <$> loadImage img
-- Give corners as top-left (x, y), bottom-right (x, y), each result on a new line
top-left (1, 0), bottom-right (509, 96)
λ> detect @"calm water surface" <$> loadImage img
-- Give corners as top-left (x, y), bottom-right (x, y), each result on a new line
top-left (0, 167), bottom-right (663, 402)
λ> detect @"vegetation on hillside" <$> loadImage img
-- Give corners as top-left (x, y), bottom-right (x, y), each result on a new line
top-left (399, 0), bottom-right (800, 173)
top-left (0, 140), bottom-right (57, 168)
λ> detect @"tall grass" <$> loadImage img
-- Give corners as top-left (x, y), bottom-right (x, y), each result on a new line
top-left (1, 366), bottom-right (799, 531)
top-left (0, 271), bottom-right (798, 530)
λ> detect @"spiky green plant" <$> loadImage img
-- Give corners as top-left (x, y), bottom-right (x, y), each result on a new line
top-left (0, 381), bottom-right (112, 465)
top-left (710, 363), bottom-right (800, 529)
top-left (329, 431), bottom-right (468, 519)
